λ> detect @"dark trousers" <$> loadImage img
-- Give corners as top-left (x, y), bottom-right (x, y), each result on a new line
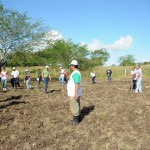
top-left (92, 76), bottom-right (96, 84)
top-left (64, 77), bottom-right (68, 83)
top-left (130, 79), bottom-right (137, 91)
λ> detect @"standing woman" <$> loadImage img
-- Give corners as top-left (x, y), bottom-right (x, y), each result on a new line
top-left (24, 70), bottom-right (31, 90)
top-left (0, 67), bottom-right (9, 91)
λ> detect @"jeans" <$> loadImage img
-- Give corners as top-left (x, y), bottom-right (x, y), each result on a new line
top-left (107, 75), bottom-right (112, 81)
top-left (59, 76), bottom-right (64, 84)
top-left (14, 77), bottom-right (19, 88)
top-left (135, 78), bottom-right (142, 93)
top-left (44, 77), bottom-right (49, 92)
top-left (25, 80), bottom-right (30, 90)
top-left (1, 79), bottom-right (7, 89)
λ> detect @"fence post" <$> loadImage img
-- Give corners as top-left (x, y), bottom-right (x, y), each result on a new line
top-left (125, 68), bottom-right (127, 77)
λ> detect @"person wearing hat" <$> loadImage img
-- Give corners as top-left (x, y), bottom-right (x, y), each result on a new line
top-left (67, 60), bottom-right (82, 125)
top-left (24, 69), bottom-right (31, 90)
top-left (10, 67), bottom-right (20, 89)
top-left (106, 67), bottom-right (112, 81)
top-left (42, 65), bottom-right (51, 93)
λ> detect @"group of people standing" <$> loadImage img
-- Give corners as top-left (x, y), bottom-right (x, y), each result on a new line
top-left (130, 65), bottom-right (142, 93)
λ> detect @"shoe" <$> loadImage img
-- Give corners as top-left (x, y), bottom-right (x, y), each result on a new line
top-left (72, 116), bottom-right (79, 125)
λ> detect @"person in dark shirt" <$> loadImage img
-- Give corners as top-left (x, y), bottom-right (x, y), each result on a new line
top-left (106, 68), bottom-right (112, 81)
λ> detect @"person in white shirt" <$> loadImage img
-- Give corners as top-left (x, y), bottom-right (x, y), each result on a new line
top-left (59, 67), bottom-right (65, 85)
top-left (130, 66), bottom-right (137, 91)
top-left (67, 60), bottom-right (82, 125)
top-left (0, 67), bottom-right (8, 91)
top-left (90, 72), bottom-right (96, 84)
top-left (10, 67), bottom-right (20, 89)
top-left (135, 65), bottom-right (142, 93)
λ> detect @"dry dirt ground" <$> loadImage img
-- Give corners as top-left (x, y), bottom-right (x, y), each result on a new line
top-left (0, 79), bottom-right (150, 150)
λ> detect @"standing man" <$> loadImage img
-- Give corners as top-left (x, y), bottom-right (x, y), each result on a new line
top-left (11, 67), bottom-right (20, 89)
top-left (59, 67), bottom-right (65, 85)
top-left (42, 65), bottom-right (51, 93)
top-left (106, 68), bottom-right (112, 81)
top-left (135, 65), bottom-right (142, 93)
top-left (130, 66), bottom-right (136, 91)
top-left (67, 60), bottom-right (82, 125)
top-left (90, 72), bottom-right (96, 84)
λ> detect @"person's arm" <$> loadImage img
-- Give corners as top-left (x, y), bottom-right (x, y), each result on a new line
top-left (74, 84), bottom-right (79, 100)
top-left (49, 73), bottom-right (51, 81)
top-left (42, 70), bottom-right (44, 80)
top-left (72, 73), bottom-right (80, 100)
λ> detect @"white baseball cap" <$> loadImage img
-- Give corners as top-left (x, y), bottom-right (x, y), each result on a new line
top-left (12, 67), bottom-right (16, 70)
top-left (46, 65), bottom-right (49, 68)
top-left (25, 69), bottom-right (28, 72)
top-left (70, 60), bottom-right (78, 66)
top-left (59, 66), bottom-right (62, 69)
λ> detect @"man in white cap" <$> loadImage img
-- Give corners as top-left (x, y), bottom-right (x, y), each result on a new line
top-left (106, 68), bottom-right (112, 81)
top-left (10, 67), bottom-right (20, 89)
top-left (67, 60), bottom-right (82, 125)
top-left (42, 65), bottom-right (51, 93)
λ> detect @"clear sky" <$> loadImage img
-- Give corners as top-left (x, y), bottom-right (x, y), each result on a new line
top-left (1, 0), bottom-right (150, 66)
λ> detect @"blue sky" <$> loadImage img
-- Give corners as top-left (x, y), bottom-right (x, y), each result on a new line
top-left (1, 0), bottom-right (150, 66)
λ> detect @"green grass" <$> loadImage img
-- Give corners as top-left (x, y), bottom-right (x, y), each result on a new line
top-left (4, 65), bottom-right (150, 79)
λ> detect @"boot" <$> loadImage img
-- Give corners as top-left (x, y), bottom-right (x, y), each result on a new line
top-left (72, 116), bottom-right (79, 125)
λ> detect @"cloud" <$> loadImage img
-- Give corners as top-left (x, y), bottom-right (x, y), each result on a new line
top-left (87, 35), bottom-right (133, 51)
top-left (45, 29), bottom-right (63, 41)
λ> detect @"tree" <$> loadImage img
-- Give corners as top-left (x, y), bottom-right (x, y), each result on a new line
top-left (90, 48), bottom-right (110, 66)
top-left (0, 3), bottom-right (47, 63)
top-left (118, 54), bottom-right (136, 66)
top-left (44, 39), bottom-right (89, 67)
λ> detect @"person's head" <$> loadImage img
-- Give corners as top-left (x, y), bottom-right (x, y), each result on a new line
top-left (59, 66), bottom-right (62, 69)
top-left (132, 66), bottom-right (135, 70)
top-left (136, 64), bottom-right (140, 70)
top-left (108, 68), bottom-right (110, 70)
top-left (69, 60), bottom-right (78, 70)
top-left (46, 65), bottom-right (49, 69)
top-left (2, 67), bottom-right (5, 70)
top-left (12, 67), bottom-right (16, 70)
top-left (25, 69), bottom-right (28, 73)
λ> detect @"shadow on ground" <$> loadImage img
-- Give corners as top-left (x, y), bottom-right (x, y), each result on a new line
top-left (80, 105), bottom-right (95, 122)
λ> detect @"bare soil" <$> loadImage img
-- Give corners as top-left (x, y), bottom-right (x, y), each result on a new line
top-left (0, 79), bottom-right (150, 150)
